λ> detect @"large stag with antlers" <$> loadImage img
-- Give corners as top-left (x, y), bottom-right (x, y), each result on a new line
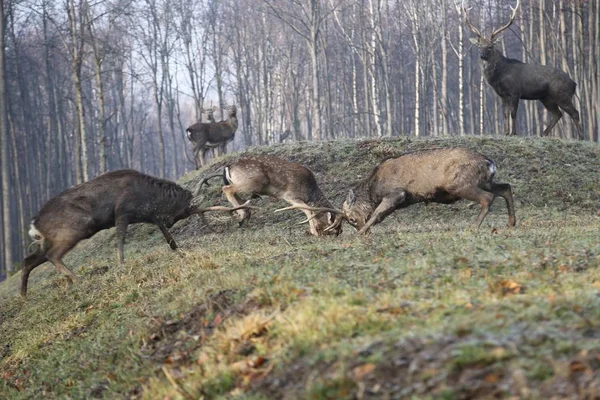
top-left (186, 105), bottom-right (238, 169)
top-left (199, 155), bottom-right (341, 237)
top-left (323, 148), bottom-right (516, 235)
top-left (21, 170), bottom-right (251, 296)
top-left (463, 0), bottom-right (583, 139)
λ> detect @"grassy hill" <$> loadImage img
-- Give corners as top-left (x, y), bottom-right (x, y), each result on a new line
top-left (1, 136), bottom-right (599, 399)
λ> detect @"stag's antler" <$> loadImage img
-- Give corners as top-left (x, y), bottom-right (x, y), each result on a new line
top-left (461, 0), bottom-right (484, 40)
top-left (194, 200), bottom-right (258, 214)
top-left (274, 204), bottom-right (343, 215)
top-left (490, 0), bottom-right (521, 41)
top-left (323, 213), bottom-right (345, 232)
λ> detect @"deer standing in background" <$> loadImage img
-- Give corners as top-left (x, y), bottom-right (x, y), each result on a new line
top-left (203, 106), bottom-right (216, 123)
top-left (463, 0), bottom-right (583, 139)
top-left (21, 169), bottom-right (251, 296)
top-left (199, 155), bottom-right (341, 237)
top-left (186, 105), bottom-right (238, 169)
top-left (319, 148), bottom-right (516, 235)
top-left (203, 106), bottom-right (219, 159)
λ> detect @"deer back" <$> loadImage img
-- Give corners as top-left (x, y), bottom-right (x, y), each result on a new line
top-left (226, 156), bottom-right (332, 207)
top-left (32, 170), bottom-right (194, 242)
top-left (352, 148), bottom-right (494, 207)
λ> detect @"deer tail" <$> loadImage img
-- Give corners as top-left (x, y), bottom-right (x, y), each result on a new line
top-left (28, 220), bottom-right (46, 252)
top-left (223, 166), bottom-right (234, 186)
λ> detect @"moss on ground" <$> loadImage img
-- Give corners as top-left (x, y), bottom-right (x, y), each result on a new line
top-left (1, 136), bottom-right (599, 399)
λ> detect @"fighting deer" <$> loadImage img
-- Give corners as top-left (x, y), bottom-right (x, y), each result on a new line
top-left (463, 0), bottom-right (583, 139)
top-left (322, 148), bottom-right (516, 235)
top-left (21, 169), bottom-right (251, 296)
top-left (186, 105), bottom-right (238, 169)
top-left (198, 155), bottom-right (341, 237)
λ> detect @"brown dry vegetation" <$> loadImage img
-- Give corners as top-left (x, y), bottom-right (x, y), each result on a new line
top-left (1, 136), bottom-right (599, 399)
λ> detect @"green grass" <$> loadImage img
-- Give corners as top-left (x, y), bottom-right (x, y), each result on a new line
top-left (1, 136), bottom-right (599, 399)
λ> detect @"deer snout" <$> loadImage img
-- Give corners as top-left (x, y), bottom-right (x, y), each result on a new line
top-left (480, 47), bottom-right (492, 60)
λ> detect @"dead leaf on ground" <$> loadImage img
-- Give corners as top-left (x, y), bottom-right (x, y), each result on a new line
top-left (569, 360), bottom-right (588, 374)
top-left (484, 372), bottom-right (500, 383)
top-left (353, 363), bottom-right (376, 380)
top-left (496, 279), bottom-right (523, 296)
top-left (213, 313), bottom-right (223, 327)
top-left (248, 356), bottom-right (268, 368)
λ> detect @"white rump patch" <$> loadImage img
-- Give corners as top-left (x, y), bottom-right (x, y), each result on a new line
top-left (186, 130), bottom-right (192, 140)
top-left (29, 221), bottom-right (43, 241)
top-left (28, 221), bottom-right (46, 251)
top-left (225, 166), bottom-right (233, 184)
top-left (487, 160), bottom-right (496, 176)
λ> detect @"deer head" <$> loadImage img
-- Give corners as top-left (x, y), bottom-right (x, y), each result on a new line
top-left (462, 0), bottom-right (520, 60)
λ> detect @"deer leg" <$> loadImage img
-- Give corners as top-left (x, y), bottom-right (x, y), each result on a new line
top-left (193, 139), bottom-right (209, 169)
top-left (201, 147), bottom-right (212, 168)
top-left (47, 258), bottom-right (78, 285)
top-left (357, 192), bottom-right (407, 235)
top-left (20, 251), bottom-right (49, 297)
top-left (541, 99), bottom-right (562, 137)
top-left (43, 240), bottom-right (80, 285)
top-left (286, 199), bottom-right (320, 236)
top-left (559, 100), bottom-right (584, 140)
top-left (115, 219), bottom-right (129, 264)
top-left (456, 187), bottom-right (495, 228)
top-left (490, 183), bottom-right (516, 227)
top-left (502, 99), bottom-right (511, 135)
top-left (222, 185), bottom-right (251, 225)
top-left (155, 221), bottom-right (178, 250)
top-left (192, 142), bottom-right (203, 169)
top-left (508, 98), bottom-right (519, 136)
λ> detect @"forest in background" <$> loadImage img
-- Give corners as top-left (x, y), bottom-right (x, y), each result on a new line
top-left (1, 0), bottom-right (598, 278)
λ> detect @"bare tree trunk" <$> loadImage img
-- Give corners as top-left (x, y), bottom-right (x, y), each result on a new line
top-left (595, 0), bottom-right (600, 141)
top-left (440, 1), bottom-right (448, 135)
top-left (68, 0), bottom-right (88, 182)
top-left (367, 0), bottom-right (382, 137)
top-left (584, 0), bottom-right (595, 141)
top-left (0, 0), bottom-right (12, 274)
top-left (85, 6), bottom-right (108, 175)
top-left (458, 20), bottom-right (465, 136)
top-left (8, 116), bottom-right (25, 252)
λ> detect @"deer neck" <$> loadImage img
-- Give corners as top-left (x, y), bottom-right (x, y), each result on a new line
top-left (307, 187), bottom-right (334, 209)
top-left (482, 47), bottom-right (506, 81)
top-left (228, 115), bottom-right (238, 131)
top-left (355, 181), bottom-right (377, 212)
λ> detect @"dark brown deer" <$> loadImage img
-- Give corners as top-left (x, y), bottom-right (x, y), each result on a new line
top-left (199, 155), bottom-right (341, 237)
top-left (21, 169), bottom-right (251, 296)
top-left (463, 0), bottom-right (583, 139)
top-left (322, 148), bottom-right (516, 235)
top-left (186, 105), bottom-right (238, 169)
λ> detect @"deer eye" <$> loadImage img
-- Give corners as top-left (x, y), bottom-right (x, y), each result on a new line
top-left (348, 218), bottom-right (357, 226)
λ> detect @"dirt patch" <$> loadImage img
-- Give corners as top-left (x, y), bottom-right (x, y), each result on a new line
top-left (251, 328), bottom-right (600, 399)
top-left (141, 290), bottom-right (236, 366)
top-left (140, 289), bottom-right (265, 367)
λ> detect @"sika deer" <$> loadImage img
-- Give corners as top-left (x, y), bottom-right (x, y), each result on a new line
top-left (186, 105), bottom-right (238, 169)
top-left (325, 148), bottom-right (516, 234)
top-left (199, 155), bottom-right (341, 236)
top-left (21, 169), bottom-right (251, 296)
top-left (463, 0), bottom-right (583, 138)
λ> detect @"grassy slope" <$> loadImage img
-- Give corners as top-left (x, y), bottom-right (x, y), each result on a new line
top-left (1, 136), bottom-right (599, 400)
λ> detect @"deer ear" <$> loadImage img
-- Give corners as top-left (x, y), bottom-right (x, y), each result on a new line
top-left (346, 189), bottom-right (356, 206)
top-left (468, 37), bottom-right (479, 45)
